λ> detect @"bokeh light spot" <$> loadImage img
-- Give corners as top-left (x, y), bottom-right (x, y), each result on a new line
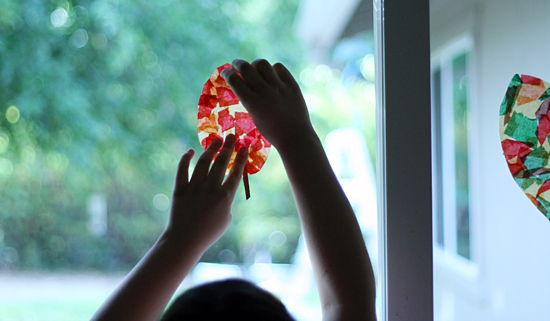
top-left (21, 146), bottom-right (36, 165)
top-left (3, 247), bottom-right (19, 264)
top-left (269, 231), bottom-right (287, 247)
top-left (51, 8), bottom-right (68, 27)
top-left (359, 54), bottom-right (375, 81)
top-left (315, 64), bottom-right (333, 83)
top-left (167, 42), bottom-right (184, 61)
top-left (218, 249), bottom-right (237, 263)
top-left (6, 106), bottom-right (20, 124)
top-left (70, 29), bottom-right (89, 48)
top-left (300, 68), bottom-right (316, 87)
top-left (304, 94), bottom-right (321, 113)
top-left (0, 158), bottom-right (13, 176)
top-left (25, 10), bottom-right (40, 26)
top-left (153, 193), bottom-right (170, 211)
top-left (0, 133), bottom-right (9, 154)
top-left (46, 152), bottom-right (69, 170)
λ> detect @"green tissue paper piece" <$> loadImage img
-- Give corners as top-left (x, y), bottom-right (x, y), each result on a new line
top-left (538, 173), bottom-right (550, 182)
top-left (519, 178), bottom-right (538, 190)
top-left (537, 197), bottom-right (550, 217)
top-left (541, 88), bottom-right (550, 101)
top-left (504, 112), bottom-right (538, 146)
top-left (500, 74), bottom-right (521, 116)
top-left (524, 147), bottom-right (549, 170)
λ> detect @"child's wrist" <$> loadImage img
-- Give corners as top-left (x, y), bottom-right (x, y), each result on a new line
top-left (275, 128), bottom-right (321, 155)
top-left (159, 227), bottom-right (210, 257)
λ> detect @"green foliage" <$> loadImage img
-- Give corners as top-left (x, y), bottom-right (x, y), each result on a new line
top-left (0, 0), bottom-right (304, 271)
top-left (299, 60), bottom-right (377, 163)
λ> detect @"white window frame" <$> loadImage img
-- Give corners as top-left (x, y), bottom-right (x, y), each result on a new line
top-left (375, 0), bottom-right (433, 320)
top-left (431, 35), bottom-right (480, 281)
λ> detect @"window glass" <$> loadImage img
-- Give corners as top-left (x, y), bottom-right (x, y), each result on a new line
top-left (432, 68), bottom-right (444, 247)
top-left (451, 53), bottom-right (470, 260)
top-left (432, 45), bottom-right (471, 260)
top-left (0, 1), bottom-right (377, 320)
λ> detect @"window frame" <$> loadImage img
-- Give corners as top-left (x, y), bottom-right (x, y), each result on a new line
top-left (431, 34), bottom-right (480, 280)
top-left (374, 0), bottom-right (434, 320)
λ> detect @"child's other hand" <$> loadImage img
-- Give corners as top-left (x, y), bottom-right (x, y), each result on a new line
top-left (221, 59), bottom-right (316, 150)
top-left (166, 134), bottom-right (248, 250)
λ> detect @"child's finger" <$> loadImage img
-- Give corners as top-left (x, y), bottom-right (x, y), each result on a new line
top-left (206, 134), bottom-right (237, 186)
top-left (189, 138), bottom-right (223, 185)
top-left (251, 59), bottom-right (280, 86)
top-left (173, 149), bottom-right (195, 195)
top-left (231, 59), bottom-right (268, 92)
top-left (223, 146), bottom-right (248, 192)
top-left (273, 63), bottom-right (299, 88)
top-left (221, 69), bottom-right (252, 99)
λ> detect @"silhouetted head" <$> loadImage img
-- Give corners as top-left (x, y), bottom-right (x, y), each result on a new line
top-left (160, 278), bottom-right (296, 321)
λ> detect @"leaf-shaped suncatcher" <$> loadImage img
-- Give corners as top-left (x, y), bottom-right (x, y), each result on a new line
top-left (500, 74), bottom-right (550, 218)
top-left (198, 63), bottom-right (271, 199)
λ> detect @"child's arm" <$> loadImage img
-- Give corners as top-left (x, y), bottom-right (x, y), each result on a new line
top-left (222, 60), bottom-right (377, 321)
top-left (91, 135), bottom-right (248, 321)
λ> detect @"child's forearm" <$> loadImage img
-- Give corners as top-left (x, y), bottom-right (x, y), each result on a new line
top-left (92, 137), bottom-right (247, 321)
top-left (278, 132), bottom-right (377, 320)
top-left (91, 230), bottom-right (204, 321)
top-left (221, 59), bottom-right (376, 320)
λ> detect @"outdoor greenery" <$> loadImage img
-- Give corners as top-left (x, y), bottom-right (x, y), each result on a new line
top-left (0, 0), bottom-right (375, 273)
top-left (0, 0), bottom-right (304, 272)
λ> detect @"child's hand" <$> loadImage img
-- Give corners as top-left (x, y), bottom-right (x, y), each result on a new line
top-left (91, 135), bottom-right (248, 321)
top-left (166, 134), bottom-right (248, 250)
top-left (221, 59), bottom-right (316, 150)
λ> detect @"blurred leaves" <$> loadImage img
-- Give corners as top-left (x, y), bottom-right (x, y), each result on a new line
top-left (0, 0), bottom-right (303, 271)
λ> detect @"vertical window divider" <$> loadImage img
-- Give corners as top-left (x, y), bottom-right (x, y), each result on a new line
top-left (374, 0), bottom-right (433, 320)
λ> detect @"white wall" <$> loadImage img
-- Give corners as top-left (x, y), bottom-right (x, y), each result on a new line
top-left (431, 0), bottom-right (550, 320)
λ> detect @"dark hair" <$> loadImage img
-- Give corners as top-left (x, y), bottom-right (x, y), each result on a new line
top-left (160, 278), bottom-right (296, 321)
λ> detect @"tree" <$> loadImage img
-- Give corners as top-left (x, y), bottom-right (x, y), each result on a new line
top-left (0, 0), bottom-right (303, 271)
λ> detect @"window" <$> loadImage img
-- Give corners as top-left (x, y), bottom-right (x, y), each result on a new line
top-left (431, 36), bottom-right (476, 264)
top-left (1, 1), bottom-right (378, 320)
